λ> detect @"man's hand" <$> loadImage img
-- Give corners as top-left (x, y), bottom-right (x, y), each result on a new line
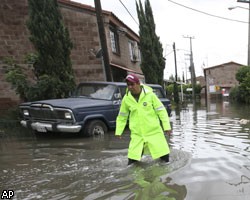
top-left (115, 135), bottom-right (122, 139)
top-left (164, 130), bottom-right (172, 136)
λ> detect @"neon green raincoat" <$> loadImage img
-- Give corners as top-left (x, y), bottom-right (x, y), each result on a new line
top-left (115, 85), bottom-right (171, 161)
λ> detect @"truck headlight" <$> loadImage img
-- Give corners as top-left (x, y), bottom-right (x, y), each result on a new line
top-left (64, 112), bottom-right (72, 119)
top-left (23, 109), bottom-right (29, 116)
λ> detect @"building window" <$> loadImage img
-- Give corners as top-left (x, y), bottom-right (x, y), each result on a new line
top-left (128, 40), bottom-right (140, 62)
top-left (110, 29), bottom-right (120, 54)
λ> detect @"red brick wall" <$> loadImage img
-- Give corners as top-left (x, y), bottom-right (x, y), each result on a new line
top-left (0, 0), bottom-right (143, 110)
top-left (0, 0), bottom-right (105, 109)
top-left (0, 0), bottom-right (33, 63)
top-left (59, 4), bottom-right (105, 83)
top-left (204, 62), bottom-right (241, 88)
top-left (0, 0), bottom-right (32, 109)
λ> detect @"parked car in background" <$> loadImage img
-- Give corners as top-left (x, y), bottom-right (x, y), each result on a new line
top-left (19, 82), bottom-right (171, 136)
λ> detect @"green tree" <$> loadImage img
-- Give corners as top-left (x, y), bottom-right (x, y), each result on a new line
top-left (136, 0), bottom-right (165, 85)
top-left (229, 86), bottom-right (241, 102)
top-left (166, 84), bottom-right (174, 100)
top-left (235, 66), bottom-right (250, 82)
top-left (235, 66), bottom-right (250, 104)
top-left (169, 75), bottom-right (175, 82)
top-left (5, 0), bottom-right (75, 101)
top-left (182, 83), bottom-right (201, 94)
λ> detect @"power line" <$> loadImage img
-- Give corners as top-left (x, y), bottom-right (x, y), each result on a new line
top-left (118, 0), bottom-right (139, 26)
top-left (168, 0), bottom-right (248, 24)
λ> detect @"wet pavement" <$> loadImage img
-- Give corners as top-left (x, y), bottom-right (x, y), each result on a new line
top-left (0, 101), bottom-right (250, 200)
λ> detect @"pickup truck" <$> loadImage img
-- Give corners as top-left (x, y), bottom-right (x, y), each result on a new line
top-left (19, 82), bottom-right (171, 136)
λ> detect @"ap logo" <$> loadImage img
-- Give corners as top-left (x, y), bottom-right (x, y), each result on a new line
top-left (1, 190), bottom-right (14, 199)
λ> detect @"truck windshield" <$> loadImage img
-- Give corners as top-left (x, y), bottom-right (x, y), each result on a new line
top-left (152, 88), bottom-right (164, 98)
top-left (75, 84), bottom-right (116, 100)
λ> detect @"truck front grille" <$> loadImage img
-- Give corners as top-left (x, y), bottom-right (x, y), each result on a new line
top-left (20, 104), bottom-right (75, 123)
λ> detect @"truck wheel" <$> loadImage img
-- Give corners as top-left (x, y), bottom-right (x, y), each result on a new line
top-left (84, 120), bottom-right (108, 136)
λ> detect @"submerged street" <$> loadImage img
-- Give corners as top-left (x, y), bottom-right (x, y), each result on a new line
top-left (0, 101), bottom-right (250, 200)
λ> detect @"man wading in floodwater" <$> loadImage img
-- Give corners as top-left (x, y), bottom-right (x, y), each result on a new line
top-left (115, 74), bottom-right (172, 165)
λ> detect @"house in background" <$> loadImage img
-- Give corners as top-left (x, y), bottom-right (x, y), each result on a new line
top-left (0, 0), bottom-right (143, 109)
top-left (186, 75), bottom-right (206, 87)
top-left (203, 61), bottom-right (244, 100)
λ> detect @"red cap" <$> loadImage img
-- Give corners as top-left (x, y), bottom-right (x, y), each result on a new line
top-left (125, 74), bottom-right (140, 83)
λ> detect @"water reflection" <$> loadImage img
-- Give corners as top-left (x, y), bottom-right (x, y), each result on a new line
top-left (170, 102), bottom-right (250, 200)
top-left (0, 130), bottom-right (190, 199)
top-left (0, 102), bottom-right (250, 199)
top-left (84, 149), bottom-right (190, 200)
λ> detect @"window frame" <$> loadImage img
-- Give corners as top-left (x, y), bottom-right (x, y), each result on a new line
top-left (128, 40), bottom-right (141, 62)
top-left (109, 27), bottom-right (120, 54)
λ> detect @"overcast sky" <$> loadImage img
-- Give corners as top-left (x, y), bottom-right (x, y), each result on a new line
top-left (74, 0), bottom-right (249, 79)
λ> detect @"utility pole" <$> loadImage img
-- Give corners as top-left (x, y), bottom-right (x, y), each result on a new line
top-left (173, 43), bottom-right (178, 82)
top-left (237, 0), bottom-right (250, 66)
top-left (173, 42), bottom-right (179, 104)
top-left (94, 0), bottom-right (113, 81)
top-left (183, 35), bottom-right (196, 102)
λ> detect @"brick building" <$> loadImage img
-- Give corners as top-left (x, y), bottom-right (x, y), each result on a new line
top-left (186, 75), bottom-right (206, 87)
top-left (0, 0), bottom-right (142, 109)
top-left (204, 61), bottom-right (244, 99)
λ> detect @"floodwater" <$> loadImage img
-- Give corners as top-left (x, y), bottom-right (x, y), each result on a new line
top-left (0, 101), bottom-right (250, 200)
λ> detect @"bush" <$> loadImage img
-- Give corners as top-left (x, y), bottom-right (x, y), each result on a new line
top-left (229, 86), bottom-right (240, 102)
